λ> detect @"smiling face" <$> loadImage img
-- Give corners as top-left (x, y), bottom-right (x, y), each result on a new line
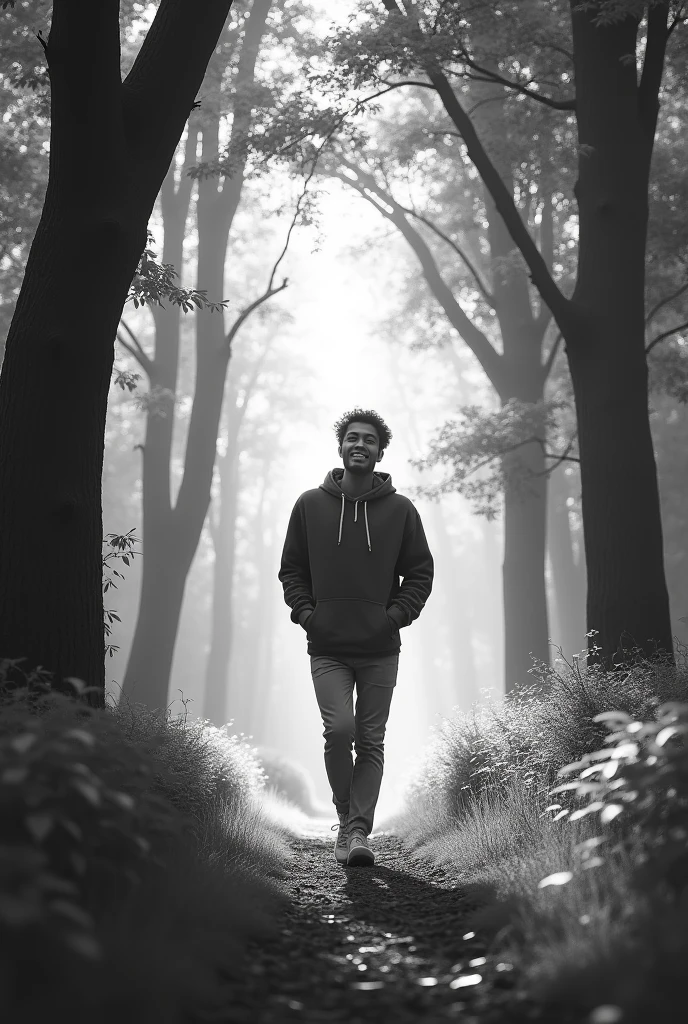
top-left (338, 420), bottom-right (383, 475)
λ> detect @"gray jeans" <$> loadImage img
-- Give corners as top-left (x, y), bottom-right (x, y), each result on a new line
top-left (310, 653), bottom-right (399, 836)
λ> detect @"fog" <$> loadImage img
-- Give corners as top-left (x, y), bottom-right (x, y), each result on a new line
top-left (103, 174), bottom-right (524, 816)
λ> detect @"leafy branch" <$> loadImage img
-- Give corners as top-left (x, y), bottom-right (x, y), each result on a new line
top-left (407, 398), bottom-right (577, 519)
top-left (103, 530), bottom-right (141, 659)
top-left (127, 232), bottom-right (230, 314)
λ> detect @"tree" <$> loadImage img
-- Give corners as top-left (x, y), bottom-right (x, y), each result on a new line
top-left (319, 85), bottom-right (571, 687)
top-left (325, 0), bottom-right (687, 668)
top-left (0, 0), bottom-right (238, 705)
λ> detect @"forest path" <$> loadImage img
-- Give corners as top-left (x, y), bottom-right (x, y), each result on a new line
top-left (226, 826), bottom-right (548, 1024)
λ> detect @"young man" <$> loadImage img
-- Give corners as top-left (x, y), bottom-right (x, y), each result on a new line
top-left (278, 408), bottom-right (434, 867)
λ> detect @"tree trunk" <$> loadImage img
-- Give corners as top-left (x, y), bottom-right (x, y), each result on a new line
top-left (547, 466), bottom-right (586, 660)
top-left (123, 0), bottom-right (272, 710)
top-left (0, 1), bottom-right (234, 702)
top-left (566, 3), bottom-right (672, 663)
top-left (203, 445), bottom-right (240, 724)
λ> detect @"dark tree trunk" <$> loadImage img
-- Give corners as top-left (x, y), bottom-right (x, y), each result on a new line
top-left (547, 466), bottom-right (586, 660)
top-left (390, 0), bottom-right (674, 667)
top-left (0, 0), bottom-right (234, 703)
top-left (567, 2), bottom-right (672, 663)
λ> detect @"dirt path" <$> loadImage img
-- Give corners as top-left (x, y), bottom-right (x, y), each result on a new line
top-left (224, 826), bottom-right (548, 1024)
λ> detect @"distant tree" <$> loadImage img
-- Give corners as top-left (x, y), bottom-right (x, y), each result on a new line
top-left (325, 0), bottom-right (687, 668)
top-left (0, 0), bottom-right (237, 705)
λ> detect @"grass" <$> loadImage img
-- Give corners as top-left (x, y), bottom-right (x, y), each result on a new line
top-left (0, 669), bottom-right (295, 1024)
top-left (394, 646), bottom-right (688, 1023)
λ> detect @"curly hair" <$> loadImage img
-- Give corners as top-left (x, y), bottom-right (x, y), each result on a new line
top-left (333, 408), bottom-right (393, 452)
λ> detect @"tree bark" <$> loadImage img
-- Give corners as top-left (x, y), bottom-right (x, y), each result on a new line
top-left (566, 2), bottom-right (672, 663)
top-left (0, 0), bottom-right (234, 703)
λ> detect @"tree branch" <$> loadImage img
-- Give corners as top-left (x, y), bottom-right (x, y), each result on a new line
top-left (427, 70), bottom-right (570, 330)
top-left (542, 330), bottom-right (563, 379)
top-left (393, 201), bottom-right (496, 307)
top-left (377, 1), bottom-right (571, 333)
top-left (331, 162), bottom-right (507, 393)
top-left (123, 0), bottom-right (234, 178)
top-left (645, 280), bottom-right (688, 326)
top-left (645, 319), bottom-right (688, 354)
top-left (117, 320), bottom-right (153, 377)
top-left (459, 60), bottom-right (576, 111)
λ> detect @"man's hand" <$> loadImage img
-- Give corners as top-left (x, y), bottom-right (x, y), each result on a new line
top-left (298, 608), bottom-right (313, 630)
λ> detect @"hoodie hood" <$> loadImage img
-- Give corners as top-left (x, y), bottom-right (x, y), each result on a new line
top-left (319, 469), bottom-right (396, 552)
top-left (320, 468), bottom-right (396, 502)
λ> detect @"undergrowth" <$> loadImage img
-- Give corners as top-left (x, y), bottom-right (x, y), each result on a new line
top-left (396, 646), bottom-right (688, 1023)
top-left (0, 660), bottom-right (292, 1024)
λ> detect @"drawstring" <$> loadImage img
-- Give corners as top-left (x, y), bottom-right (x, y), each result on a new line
top-left (337, 495), bottom-right (372, 552)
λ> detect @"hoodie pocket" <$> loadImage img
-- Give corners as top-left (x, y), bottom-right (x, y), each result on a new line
top-left (307, 599), bottom-right (394, 652)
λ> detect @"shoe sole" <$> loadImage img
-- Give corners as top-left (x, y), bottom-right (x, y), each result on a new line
top-left (347, 847), bottom-right (375, 867)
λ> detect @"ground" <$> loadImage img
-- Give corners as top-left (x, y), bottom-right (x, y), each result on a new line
top-left (222, 824), bottom-right (556, 1024)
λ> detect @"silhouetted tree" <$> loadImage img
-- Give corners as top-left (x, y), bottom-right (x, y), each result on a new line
top-left (0, 0), bottom-right (236, 704)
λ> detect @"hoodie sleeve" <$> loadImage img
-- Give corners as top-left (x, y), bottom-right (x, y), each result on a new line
top-left (278, 497), bottom-right (315, 625)
top-left (387, 506), bottom-right (434, 629)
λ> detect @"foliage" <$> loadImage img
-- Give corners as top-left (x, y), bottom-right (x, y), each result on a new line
top-left (102, 530), bottom-right (140, 659)
top-left (404, 646), bottom-right (688, 817)
top-left (407, 398), bottom-right (574, 517)
top-left (0, 671), bottom-right (286, 1023)
top-left (553, 700), bottom-right (688, 895)
top-left (128, 232), bottom-right (230, 313)
top-left (397, 644), bottom-right (688, 1021)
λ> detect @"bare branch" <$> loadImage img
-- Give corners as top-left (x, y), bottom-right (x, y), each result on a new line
top-left (117, 320), bottom-right (153, 377)
top-left (542, 330), bottom-right (563, 379)
top-left (331, 161), bottom-right (507, 392)
top-left (225, 281), bottom-right (288, 350)
top-left (393, 201), bottom-right (496, 307)
top-left (459, 60), bottom-right (576, 111)
top-left (377, 0), bottom-right (571, 333)
top-left (646, 318), bottom-right (688, 354)
top-left (645, 280), bottom-right (688, 326)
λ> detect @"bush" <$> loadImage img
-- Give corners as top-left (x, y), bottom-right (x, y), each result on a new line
top-left (404, 647), bottom-right (688, 830)
top-left (0, 668), bottom-right (289, 1024)
top-left (396, 651), bottom-right (688, 1024)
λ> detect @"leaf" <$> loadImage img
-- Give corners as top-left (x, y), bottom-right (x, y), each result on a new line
top-left (10, 733), bottom-right (37, 754)
top-left (1, 767), bottom-right (28, 784)
top-left (538, 871), bottom-right (573, 888)
top-left (25, 813), bottom-right (55, 842)
top-left (569, 802), bottom-right (604, 821)
top-left (656, 725), bottom-right (687, 746)
top-left (63, 729), bottom-right (96, 748)
top-left (72, 781), bottom-right (101, 807)
top-left (600, 804), bottom-right (623, 824)
top-left (593, 711), bottom-right (632, 726)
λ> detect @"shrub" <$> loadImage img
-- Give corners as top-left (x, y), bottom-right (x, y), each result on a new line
top-left (404, 646), bottom-right (688, 831)
top-left (0, 669), bottom-right (288, 1024)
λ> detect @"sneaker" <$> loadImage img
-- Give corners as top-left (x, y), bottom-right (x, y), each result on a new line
top-left (332, 812), bottom-right (349, 865)
top-left (347, 828), bottom-right (375, 867)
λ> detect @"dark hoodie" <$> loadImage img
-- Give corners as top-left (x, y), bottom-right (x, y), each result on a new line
top-left (278, 468), bottom-right (434, 658)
